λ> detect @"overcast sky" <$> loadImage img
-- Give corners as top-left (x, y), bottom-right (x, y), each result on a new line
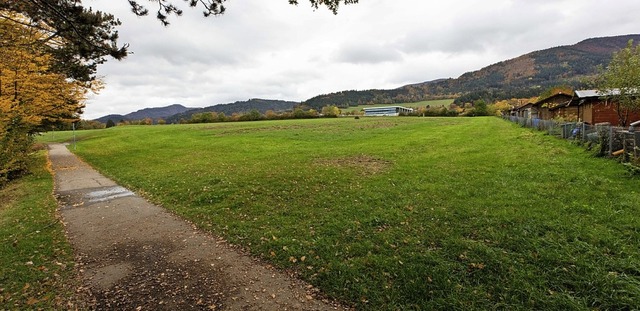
top-left (83, 0), bottom-right (640, 119)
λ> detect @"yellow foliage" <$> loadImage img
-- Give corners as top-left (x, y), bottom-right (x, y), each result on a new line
top-left (0, 12), bottom-right (90, 132)
top-left (1, 12), bottom-right (97, 184)
top-left (321, 105), bottom-right (341, 117)
top-left (490, 100), bottom-right (514, 116)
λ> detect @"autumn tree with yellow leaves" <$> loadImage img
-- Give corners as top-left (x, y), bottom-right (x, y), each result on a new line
top-left (0, 0), bottom-right (360, 185)
top-left (0, 13), bottom-right (93, 185)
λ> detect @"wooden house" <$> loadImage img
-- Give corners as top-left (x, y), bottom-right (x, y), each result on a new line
top-left (532, 92), bottom-right (573, 120)
top-left (514, 102), bottom-right (536, 119)
top-left (572, 90), bottom-right (640, 126)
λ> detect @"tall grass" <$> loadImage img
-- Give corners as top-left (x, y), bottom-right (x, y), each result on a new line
top-left (40, 117), bottom-right (640, 310)
top-left (0, 151), bottom-right (76, 309)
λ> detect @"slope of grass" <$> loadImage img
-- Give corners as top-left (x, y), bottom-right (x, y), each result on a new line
top-left (37, 128), bottom-right (104, 144)
top-left (0, 151), bottom-right (76, 309)
top-left (40, 117), bottom-right (640, 310)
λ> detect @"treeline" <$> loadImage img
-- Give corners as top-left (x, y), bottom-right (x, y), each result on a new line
top-left (404, 101), bottom-right (494, 117)
top-left (51, 120), bottom-right (106, 130)
top-left (184, 105), bottom-right (345, 123)
top-left (84, 98), bottom-right (523, 130)
top-left (453, 88), bottom-right (550, 106)
top-left (166, 99), bottom-right (297, 123)
top-left (302, 89), bottom-right (451, 110)
top-left (106, 106), bottom-right (343, 126)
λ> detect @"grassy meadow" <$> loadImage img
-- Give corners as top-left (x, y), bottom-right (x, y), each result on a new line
top-left (39, 117), bottom-right (640, 310)
top-left (0, 151), bottom-right (77, 309)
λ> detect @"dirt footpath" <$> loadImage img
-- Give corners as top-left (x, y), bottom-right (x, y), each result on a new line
top-left (48, 143), bottom-right (348, 310)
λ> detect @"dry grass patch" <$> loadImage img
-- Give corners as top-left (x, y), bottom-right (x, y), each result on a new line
top-left (207, 124), bottom-right (312, 136)
top-left (355, 120), bottom-right (398, 130)
top-left (314, 154), bottom-right (392, 175)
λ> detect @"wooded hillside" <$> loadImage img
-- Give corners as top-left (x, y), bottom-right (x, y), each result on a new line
top-left (303, 34), bottom-right (640, 109)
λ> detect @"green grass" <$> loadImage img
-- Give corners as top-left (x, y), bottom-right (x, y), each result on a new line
top-left (39, 118), bottom-right (640, 310)
top-left (341, 99), bottom-right (454, 113)
top-left (0, 151), bottom-right (76, 309)
top-left (37, 128), bottom-right (104, 144)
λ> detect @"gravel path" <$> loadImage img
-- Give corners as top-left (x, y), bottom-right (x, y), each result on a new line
top-left (48, 143), bottom-right (348, 310)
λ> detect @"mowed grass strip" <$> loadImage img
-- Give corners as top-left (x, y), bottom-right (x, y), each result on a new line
top-left (46, 117), bottom-right (640, 310)
top-left (0, 151), bottom-right (77, 309)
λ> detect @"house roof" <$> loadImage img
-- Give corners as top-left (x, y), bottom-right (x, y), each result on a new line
top-left (574, 89), bottom-right (621, 99)
top-left (362, 106), bottom-right (413, 111)
top-left (515, 102), bottom-right (533, 111)
top-left (528, 92), bottom-right (572, 111)
top-left (533, 92), bottom-right (572, 107)
top-left (546, 101), bottom-right (573, 111)
top-left (534, 92), bottom-right (571, 103)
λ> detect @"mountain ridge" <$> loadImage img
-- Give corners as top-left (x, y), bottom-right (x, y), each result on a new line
top-left (95, 99), bottom-right (298, 124)
top-left (94, 104), bottom-right (195, 123)
top-left (303, 34), bottom-right (640, 109)
top-left (165, 99), bottom-right (298, 123)
top-left (93, 34), bottom-right (640, 121)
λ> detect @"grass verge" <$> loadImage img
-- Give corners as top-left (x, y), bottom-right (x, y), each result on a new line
top-left (0, 151), bottom-right (77, 309)
top-left (39, 117), bottom-right (640, 310)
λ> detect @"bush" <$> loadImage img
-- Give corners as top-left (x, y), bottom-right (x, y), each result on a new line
top-left (238, 109), bottom-right (263, 121)
top-left (473, 100), bottom-right (489, 116)
top-left (321, 105), bottom-right (341, 117)
top-left (0, 115), bottom-right (34, 187)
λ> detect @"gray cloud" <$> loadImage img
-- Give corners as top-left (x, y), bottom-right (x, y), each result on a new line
top-left (82, 0), bottom-right (640, 119)
top-left (332, 42), bottom-right (403, 64)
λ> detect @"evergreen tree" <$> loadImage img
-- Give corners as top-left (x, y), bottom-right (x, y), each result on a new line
top-left (0, 2), bottom-right (126, 84)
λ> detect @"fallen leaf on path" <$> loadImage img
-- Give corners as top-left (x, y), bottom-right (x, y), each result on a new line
top-left (26, 297), bottom-right (39, 305)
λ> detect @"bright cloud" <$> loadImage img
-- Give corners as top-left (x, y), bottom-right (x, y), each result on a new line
top-left (83, 0), bottom-right (640, 119)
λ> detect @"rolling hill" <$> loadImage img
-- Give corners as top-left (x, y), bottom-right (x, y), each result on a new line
top-left (94, 104), bottom-right (194, 123)
top-left (303, 34), bottom-right (640, 109)
top-left (95, 99), bottom-right (298, 124)
top-left (164, 99), bottom-right (298, 123)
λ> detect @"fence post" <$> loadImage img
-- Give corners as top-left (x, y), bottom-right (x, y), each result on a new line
top-left (609, 126), bottom-right (614, 157)
top-left (635, 132), bottom-right (640, 161)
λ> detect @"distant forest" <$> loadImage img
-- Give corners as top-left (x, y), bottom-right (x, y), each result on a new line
top-left (165, 99), bottom-right (297, 123)
top-left (302, 35), bottom-right (640, 108)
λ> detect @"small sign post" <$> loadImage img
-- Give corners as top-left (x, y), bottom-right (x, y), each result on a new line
top-left (72, 122), bottom-right (76, 150)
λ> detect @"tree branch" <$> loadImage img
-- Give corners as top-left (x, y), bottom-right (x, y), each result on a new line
top-left (27, 0), bottom-right (126, 58)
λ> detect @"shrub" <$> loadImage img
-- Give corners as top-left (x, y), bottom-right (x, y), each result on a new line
top-left (321, 105), bottom-right (341, 117)
top-left (0, 114), bottom-right (34, 187)
top-left (239, 109), bottom-right (264, 121)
